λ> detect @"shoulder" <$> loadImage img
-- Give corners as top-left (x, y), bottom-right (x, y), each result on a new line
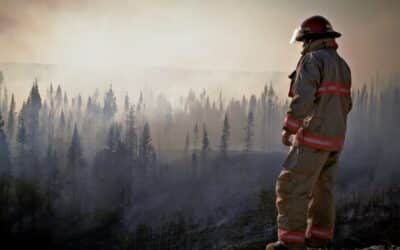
top-left (299, 51), bottom-right (325, 69)
top-left (306, 49), bottom-right (332, 62)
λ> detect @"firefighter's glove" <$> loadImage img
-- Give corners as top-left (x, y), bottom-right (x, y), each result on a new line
top-left (282, 130), bottom-right (293, 147)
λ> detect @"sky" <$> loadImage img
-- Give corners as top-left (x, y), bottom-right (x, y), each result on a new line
top-left (0, 0), bottom-right (399, 86)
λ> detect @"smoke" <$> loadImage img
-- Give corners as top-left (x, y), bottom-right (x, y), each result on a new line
top-left (0, 0), bottom-right (399, 87)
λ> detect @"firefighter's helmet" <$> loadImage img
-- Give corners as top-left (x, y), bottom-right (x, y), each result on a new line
top-left (290, 15), bottom-right (341, 43)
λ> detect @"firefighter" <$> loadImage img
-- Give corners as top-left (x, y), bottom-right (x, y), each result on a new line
top-left (266, 16), bottom-right (352, 250)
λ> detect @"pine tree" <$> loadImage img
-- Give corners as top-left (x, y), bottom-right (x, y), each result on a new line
top-left (26, 81), bottom-right (42, 156)
top-left (64, 92), bottom-right (69, 107)
top-left (139, 122), bottom-right (155, 173)
top-left (266, 83), bottom-right (276, 151)
top-left (201, 123), bottom-right (210, 161)
top-left (67, 124), bottom-right (84, 170)
top-left (107, 123), bottom-right (122, 152)
top-left (103, 86), bottom-right (117, 120)
top-left (2, 87), bottom-right (9, 118)
top-left (77, 95), bottom-right (82, 113)
top-left (0, 111), bottom-right (11, 175)
top-left (249, 94), bottom-right (256, 114)
top-left (6, 94), bottom-right (16, 138)
top-left (244, 111), bottom-right (254, 152)
top-left (17, 110), bottom-right (26, 145)
top-left (86, 97), bottom-right (93, 113)
top-left (220, 113), bottom-right (230, 158)
top-left (261, 84), bottom-right (268, 150)
top-left (16, 109), bottom-right (27, 176)
top-left (125, 105), bottom-right (138, 160)
top-left (48, 83), bottom-right (54, 100)
top-left (218, 91), bottom-right (224, 114)
top-left (193, 122), bottom-right (199, 151)
top-left (67, 124), bottom-right (85, 205)
top-left (55, 85), bottom-right (62, 108)
top-left (124, 94), bottom-right (130, 113)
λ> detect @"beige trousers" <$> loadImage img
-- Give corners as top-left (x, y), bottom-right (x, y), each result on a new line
top-left (275, 145), bottom-right (339, 246)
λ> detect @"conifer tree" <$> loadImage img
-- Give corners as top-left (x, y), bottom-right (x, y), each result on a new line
top-left (201, 123), bottom-right (210, 161)
top-left (86, 97), bottom-right (93, 113)
top-left (220, 113), bottom-right (230, 158)
top-left (66, 124), bottom-right (85, 205)
top-left (2, 87), bottom-right (8, 118)
top-left (125, 105), bottom-right (138, 160)
top-left (67, 124), bottom-right (84, 172)
top-left (16, 108), bottom-right (27, 176)
top-left (0, 111), bottom-right (11, 175)
top-left (77, 94), bottom-right (82, 113)
top-left (107, 123), bottom-right (122, 152)
top-left (124, 94), bottom-right (130, 113)
top-left (193, 122), bottom-right (199, 151)
top-left (64, 92), bottom-right (69, 107)
top-left (139, 122), bottom-right (155, 173)
top-left (17, 110), bottom-right (26, 145)
top-left (6, 94), bottom-right (16, 138)
top-left (55, 85), bottom-right (62, 108)
top-left (244, 111), bottom-right (254, 152)
top-left (103, 86), bottom-right (117, 120)
top-left (26, 81), bottom-right (42, 156)
top-left (48, 83), bottom-right (54, 100)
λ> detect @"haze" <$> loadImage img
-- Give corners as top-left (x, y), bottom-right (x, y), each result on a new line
top-left (0, 0), bottom-right (399, 91)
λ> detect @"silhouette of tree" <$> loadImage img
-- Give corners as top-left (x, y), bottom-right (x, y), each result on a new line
top-left (125, 105), bottom-right (138, 161)
top-left (104, 86), bottom-right (117, 120)
top-left (0, 111), bottom-right (11, 176)
top-left (220, 113), bottom-right (230, 158)
top-left (244, 111), bottom-right (254, 152)
top-left (139, 122), bottom-right (156, 174)
top-left (201, 123), bottom-right (210, 161)
top-left (6, 94), bottom-right (16, 138)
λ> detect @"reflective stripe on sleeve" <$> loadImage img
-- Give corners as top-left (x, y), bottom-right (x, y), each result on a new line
top-left (317, 82), bottom-right (350, 97)
top-left (307, 226), bottom-right (334, 240)
top-left (297, 131), bottom-right (344, 151)
top-left (283, 115), bottom-right (303, 133)
top-left (278, 229), bottom-right (305, 243)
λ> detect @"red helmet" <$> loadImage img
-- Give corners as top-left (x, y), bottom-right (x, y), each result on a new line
top-left (290, 16), bottom-right (341, 43)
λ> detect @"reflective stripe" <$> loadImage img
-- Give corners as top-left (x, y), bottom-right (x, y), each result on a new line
top-left (317, 82), bottom-right (350, 97)
top-left (278, 229), bottom-right (305, 243)
top-left (308, 226), bottom-right (333, 240)
top-left (297, 131), bottom-right (344, 151)
top-left (284, 115), bottom-right (303, 133)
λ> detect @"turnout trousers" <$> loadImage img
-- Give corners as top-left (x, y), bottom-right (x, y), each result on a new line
top-left (275, 145), bottom-right (339, 247)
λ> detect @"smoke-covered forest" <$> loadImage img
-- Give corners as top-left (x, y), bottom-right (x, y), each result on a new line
top-left (0, 71), bottom-right (399, 250)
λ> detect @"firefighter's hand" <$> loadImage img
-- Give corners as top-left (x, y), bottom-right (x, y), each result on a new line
top-left (281, 130), bottom-right (293, 146)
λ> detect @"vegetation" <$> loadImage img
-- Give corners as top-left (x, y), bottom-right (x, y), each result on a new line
top-left (0, 75), bottom-right (399, 249)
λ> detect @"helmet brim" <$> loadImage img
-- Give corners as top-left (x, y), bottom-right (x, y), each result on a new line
top-left (290, 29), bottom-right (341, 44)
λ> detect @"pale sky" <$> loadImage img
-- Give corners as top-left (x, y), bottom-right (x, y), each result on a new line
top-left (0, 0), bottom-right (399, 85)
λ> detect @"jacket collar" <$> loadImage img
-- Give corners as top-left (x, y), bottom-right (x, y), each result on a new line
top-left (301, 38), bottom-right (338, 55)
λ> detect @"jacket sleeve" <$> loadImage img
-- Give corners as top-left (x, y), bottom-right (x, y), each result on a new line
top-left (283, 54), bottom-right (321, 133)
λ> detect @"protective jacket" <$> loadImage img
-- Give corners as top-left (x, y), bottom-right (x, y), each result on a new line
top-left (283, 38), bottom-right (352, 151)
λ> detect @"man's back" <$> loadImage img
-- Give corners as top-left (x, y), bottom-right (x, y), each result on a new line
top-left (302, 47), bottom-right (352, 147)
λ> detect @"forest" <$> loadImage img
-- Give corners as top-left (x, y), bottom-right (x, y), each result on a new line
top-left (0, 71), bottom-right (399, 249)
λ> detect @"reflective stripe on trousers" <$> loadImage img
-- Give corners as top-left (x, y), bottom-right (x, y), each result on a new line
top-left (296, 130), bottom-right (344, 151)
top-left (307, 226), bottom-right (334, 240)
top-left (278, 229), bottom-right (305, 243)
